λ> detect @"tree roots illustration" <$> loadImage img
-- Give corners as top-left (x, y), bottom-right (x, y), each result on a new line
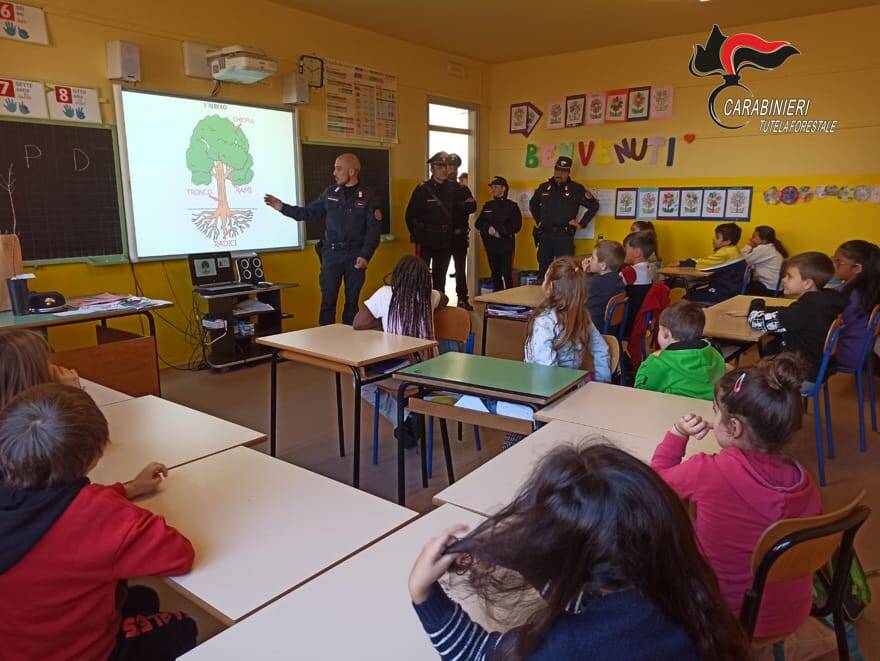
top-left (191, 208), bottom-right (254, 241)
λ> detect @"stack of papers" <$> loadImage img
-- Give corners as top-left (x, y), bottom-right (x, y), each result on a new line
top-left (55, 296), bottom-right (170, 317)
top-left (233, 299), bottom-right (275, 314)
top-left (453, 395), bottom-right (535, 421)
top-left (487, 304), bottom-right (532, 320)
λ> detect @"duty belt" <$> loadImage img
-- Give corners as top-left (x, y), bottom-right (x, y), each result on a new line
top-left (327, 241), bottom-right (358, 251)
top-left (540, 225), bottom-right (576, 234)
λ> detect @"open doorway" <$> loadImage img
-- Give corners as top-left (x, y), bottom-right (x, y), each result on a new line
top-left (427, 100), bottom-right (477, 306)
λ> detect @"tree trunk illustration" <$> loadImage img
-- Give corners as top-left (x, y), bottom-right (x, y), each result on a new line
top-left (213, 161), bottom-right (231, 238)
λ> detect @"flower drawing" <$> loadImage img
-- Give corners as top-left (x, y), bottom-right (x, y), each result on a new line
top-left (706, 192), bottom-right (722, 213)
top-left (641, 193), bottom-right (657, 213)
top-left (620, 194), bottom-right (634, 213)
top-left (632, 92), bottom-right (646, 111)
top-left (589, 98), bottom-right (603, 118)
top-left (685, 192), bottom-right (700, 212)
top-left (729, 190), bottom-right (746, 213)
top-left (609, 96), bottom-right (624, 117)
top-left (661, 191), bottom-right (677, 212)
top-left (654, 89), bottom-right (670, 111)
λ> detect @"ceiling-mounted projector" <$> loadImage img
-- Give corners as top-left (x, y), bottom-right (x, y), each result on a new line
top-left (207, 45), bottom-right (278, 83)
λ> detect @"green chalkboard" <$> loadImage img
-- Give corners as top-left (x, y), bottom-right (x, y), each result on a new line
top-left (0, 116), bottom-right (127, 265)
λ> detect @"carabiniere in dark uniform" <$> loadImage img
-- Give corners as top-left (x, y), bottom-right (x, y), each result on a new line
top-left (279, 183), bottom-right (381, 325)
top-left (446, 153), bottom-right (477, 310)
top-left (529, 156), bottom-right (599, 278)
top-left (475, 176), bottom-right (522, 291)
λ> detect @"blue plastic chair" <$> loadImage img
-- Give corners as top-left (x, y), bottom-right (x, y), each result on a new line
top-left (801, 316), bottom-right (845, 487)
top-left (835, 305), bottom-right (880, 454)
top-left (772, 271), bottom-right (784, 297)
top-left (602, 292), bottom-right (629, 343)
top-left (740, 264), bottom-right (755, 295)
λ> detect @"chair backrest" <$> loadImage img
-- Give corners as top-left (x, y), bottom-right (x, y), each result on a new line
top-left (740, 264), bottom-right (754, 294)
top-left (814, 316), bottom-right (845, 384)
top-left (668, 287), bottom-right (687, 305)
top-left (772, 271), bottom-right (784, 297)
top-left (433, 306), bottom-right (471, 345)
top-left (855, 304), bottom-right (880, 368)
top-left (603, 293), bottom-right (628, 333)
top-left (741, 491), bottom-right (870, 638)
top-left (602, 334), bottom-right (621, 375)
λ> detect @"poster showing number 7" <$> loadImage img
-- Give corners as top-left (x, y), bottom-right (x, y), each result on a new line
top-left (46, 84), bottom-right (102, 123)
top-left (0, 2), bottom-right (49, 44)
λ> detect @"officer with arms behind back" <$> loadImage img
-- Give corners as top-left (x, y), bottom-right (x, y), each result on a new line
top-left (405, 152), bottom-right (457, 293)
top-left (264, 153), bottom-right (381, 326)
top-left (446, 153), bottom-right (477, 310)
top-left (528, 156), bottom-right (599, 278)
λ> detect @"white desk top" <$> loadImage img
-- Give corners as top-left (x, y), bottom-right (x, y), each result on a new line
top-left (81, 378), bottom-right (132, 408)
top-left (256, 324), bottom-right (437, 367)
top-left (703, 295), bottom-right (794, 342)
top-left (140, 447), bottom-right (417, 624)
top-left (89, 396), bottom-right (264, 485)
top-left (536, 382), bottom-right (716, 438)
top-left (181, 504), bottom-right (487, 660)
top-left (474, 284), bottom-right (545, 308)
top-left (435, 420), bottom-right (719, 517)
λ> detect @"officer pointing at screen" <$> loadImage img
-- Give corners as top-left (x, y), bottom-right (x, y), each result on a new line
top-left (264, 153), bottom-right (381, 326)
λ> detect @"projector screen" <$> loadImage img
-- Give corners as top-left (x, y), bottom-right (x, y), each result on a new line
top-left (114, 86), bottom-right (303, 260)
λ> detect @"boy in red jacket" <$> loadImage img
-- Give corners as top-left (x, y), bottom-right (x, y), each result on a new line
top-left (0, 383), bottom-right (197, 661)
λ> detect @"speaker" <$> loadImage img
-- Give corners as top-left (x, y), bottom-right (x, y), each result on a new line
top-left (236, 254), bottom-right (264, 285)
top-left (282, 72), bottom-right (310, 105)
top-left (106, 41), bottom-right (141, 82)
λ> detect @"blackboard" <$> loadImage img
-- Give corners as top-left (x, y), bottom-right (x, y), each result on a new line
top-left (0, 118), bottom-right (125, 263)
top-left (300, 142), bottom-right (391, 241)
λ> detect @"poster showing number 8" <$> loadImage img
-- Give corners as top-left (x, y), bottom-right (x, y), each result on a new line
top-left (46, 84), bottom-right (102, 123)
top-left (0, 2), bottom-right (49, 44)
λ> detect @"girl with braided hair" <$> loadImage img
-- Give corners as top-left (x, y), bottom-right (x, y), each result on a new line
top-left (354, 255), bottom-right (447, 447)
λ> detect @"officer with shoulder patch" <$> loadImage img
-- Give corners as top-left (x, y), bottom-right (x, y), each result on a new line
top-left (528, 156), bottom-right (599, 278)
top-left (264, 153), bottom-right (381, 326)
top-left (446, 153), bottom-right (477, 310)
top-left (405, 152), bottom-right (457, 293)
top-left (475, 176), bottom-right (522, 291)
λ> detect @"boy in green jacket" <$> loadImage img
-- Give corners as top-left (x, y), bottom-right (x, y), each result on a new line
top-left (635, 301), bottom-right (725, 400)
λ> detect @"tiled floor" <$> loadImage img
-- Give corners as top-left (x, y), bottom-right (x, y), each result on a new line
top-left (160, 319), bottom-right (880, 655)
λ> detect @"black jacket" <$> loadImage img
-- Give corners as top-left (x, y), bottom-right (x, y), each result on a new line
top-left (475, 197), bottom-right (522, 253)
top-left (451, 183), bottom-right (477, 233)
top-left (529, 177), bottom-right (599, 230)
top-left (748, 289), bottom-right (847, 380)
top-left (405, 178), bottom-right (458, 249)
top-left (281, 183), bottom-right (382, 261)
top-left (587, 271), bottom-right (625, 331)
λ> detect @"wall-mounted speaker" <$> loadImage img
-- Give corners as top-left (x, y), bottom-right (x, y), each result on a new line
top-left (236, 254), bottom-right (265, 285)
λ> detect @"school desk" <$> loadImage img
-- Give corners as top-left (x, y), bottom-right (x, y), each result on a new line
top-left (392, 352), bottom-right (588, 505)
top-left (180, 504), bottom-right (488, 660)
top-left (703, 294), bottom-right (794, 342)
top-left (81, 378), bottom-right (132, 407)
top-left (138, 447), bottom-right (417, 625)
top-left (88, 395), bottom-right (264, 485)
top-left (2, 299), bottom-right (173, 397)
top-left (535, 381), bottom-right (716, 439)
top-left (434, 419), bottom-right (720, 517)
top-left (474, 284), bottom-right (545, 355)
top-left (256, 324), bottom-right (437, 488)
top-left (658, 266), bottom-right (712, 280)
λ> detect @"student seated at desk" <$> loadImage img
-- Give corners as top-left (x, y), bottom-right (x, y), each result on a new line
top-left (353, 255), bottom-right (447, 448)
top-left (630, 220), bottom-right (661, 282)
top-left (409, 444), bottom-right (748, 660)
top-left (0, 329), bottom-right (81, 408)
top-left (620, 230), bottom-right (657, 336)
top-left (634, 301), bottom-right (725, 401)
top-left (832, 240), bottom-right (880, 370)
top-left (583, 239), bottom-right (624, 331)
top-left (674, 223), bottom-right (746, 305)
top-left (0, 384), bottom-right (197, 661)
top-left (652, 356), bottom-right (821, 638)
top-left (745, 252), bottom-right (846, 383)
top-left (741, 226), bottom-right (787, 296)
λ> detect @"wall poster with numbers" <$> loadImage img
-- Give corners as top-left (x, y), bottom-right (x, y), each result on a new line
top-left (325, 59), bottom-right (398, 143)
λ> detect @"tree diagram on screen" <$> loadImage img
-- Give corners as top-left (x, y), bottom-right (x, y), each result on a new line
top-left (185, 116), bottom-right (255, 242)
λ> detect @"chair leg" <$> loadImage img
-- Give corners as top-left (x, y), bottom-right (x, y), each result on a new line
top-left (439, 418), bottom-right (456, 485)
top-left (457, 420), bottom-right (462, 441)
top-left (473, 426), bottom-right (481, 451)
top-left (418, 414), bottom-right (428, 489)
top-left (371, 390), bottom-right (380, 465)
top-left (868, 357), bottom-right (878, 433)
top-left (427, 417), bottom-right (434, 479)
top-left (823, 383), bottom-right (834, 460)
top-left (855, 371), bottom-right (867, 453)
top-left (813, 394), bottom-right (826, 487)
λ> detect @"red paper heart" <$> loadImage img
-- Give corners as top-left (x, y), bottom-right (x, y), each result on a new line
top-left (684, 133), bottom-right (696, 143)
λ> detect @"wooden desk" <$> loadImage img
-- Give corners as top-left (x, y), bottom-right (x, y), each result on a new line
top-left (81, 378), bottom-right (132, 408)
top-left (435, 420), bottom-right (720, 517)
top-left (139, 447), bottom-right (416, 624)
top-left (392, 352), bottom-right (588, 505)
top-left (0, 299), bottom-right (171, 332)
top-left (256, 325), bottom-right (437, 488)
top-left (181, 504), bottom-right (487, 660)
top-left (536, 382), bottom-right (716, 440)
top-left (474, 285), bottom-right (545, 355)
top-left (659, 266), bottom-right (711, 279)
top-left (704, 295), bottom-right (793, 342)
top-left (89, 396), bottom-right (264, 485)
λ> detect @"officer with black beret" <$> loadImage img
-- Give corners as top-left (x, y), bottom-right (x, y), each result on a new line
top-left (405, 152), bottom-right (458, 293)
top-left (528, 156), bottom-right (599, 278)
top-left (265, 153), bottom-right (381, 326)
top-left (475, 176), bottom-right (522, 291)
top-left (446, 153), bottom-right (477, 310)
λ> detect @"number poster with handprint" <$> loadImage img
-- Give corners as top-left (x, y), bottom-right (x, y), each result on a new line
top-left (0, 76), bottom-right (48, 118)
top-left (0, 2), bottom-right (48, 44)
top-left (46, 84), bottom-right (101, 123)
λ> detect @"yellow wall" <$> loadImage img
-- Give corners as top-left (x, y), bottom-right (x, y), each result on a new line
top-left (0, 0), bottom-right (489, 364)
top-left (487, 6), bottom-right (880, 272)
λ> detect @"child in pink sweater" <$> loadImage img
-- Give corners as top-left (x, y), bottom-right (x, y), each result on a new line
top-left (651, 354), bottom-right (822, 638)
